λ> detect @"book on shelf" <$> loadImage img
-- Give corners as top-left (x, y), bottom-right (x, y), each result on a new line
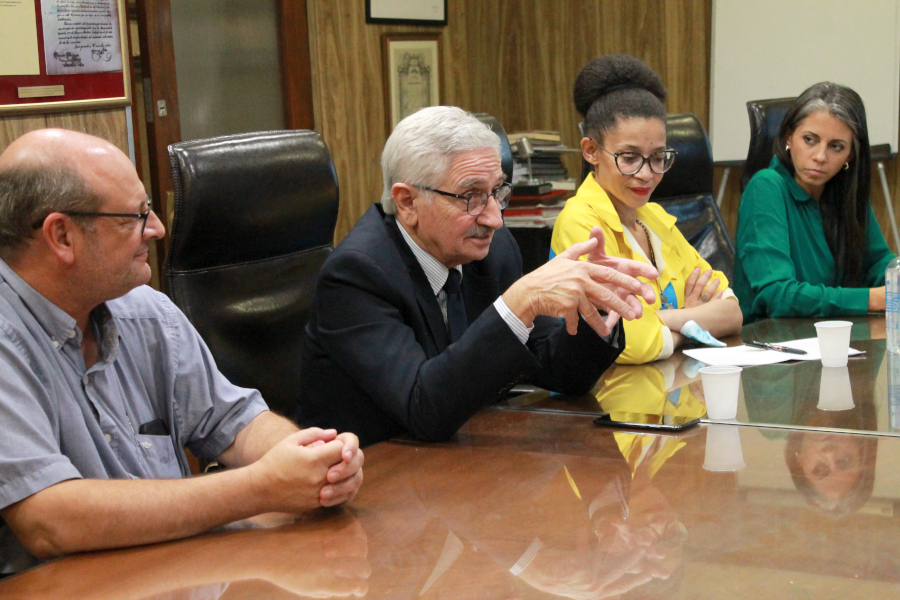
top-left (506, 189), bottom-right (570, 204)
top-left (507, 131), bottom-right (562, 144)
top-left (503, 214), bottom-right (560, 228)
top-left (504, 204), bottom-right (564, 218)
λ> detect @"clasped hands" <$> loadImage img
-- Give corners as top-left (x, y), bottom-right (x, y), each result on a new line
top-left (250, 428), bottom-right (364, 514)
top-left (503, 226), bottom-right (658, 337)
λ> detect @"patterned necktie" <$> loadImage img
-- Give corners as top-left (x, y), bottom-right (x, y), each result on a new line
top-left (444, 269), bottom-right (467, 343)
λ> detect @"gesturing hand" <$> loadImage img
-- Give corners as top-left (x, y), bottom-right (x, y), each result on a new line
top-left (502, 229), bottom-right (657, 338)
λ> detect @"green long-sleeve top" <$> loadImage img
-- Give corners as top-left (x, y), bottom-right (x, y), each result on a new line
top-left (734, 157), bottom-right (895, 321)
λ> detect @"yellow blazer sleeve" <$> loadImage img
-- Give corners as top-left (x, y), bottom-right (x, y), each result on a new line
top-left (552, 198), bottom-right (668, 364)
top-left (658, 208), bottom-right (730, 307)
top-left (550, 199), bottom-right (600, 258)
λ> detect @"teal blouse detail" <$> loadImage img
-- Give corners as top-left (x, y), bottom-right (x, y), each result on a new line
top-left (734, 156), bottom-right (895, 321)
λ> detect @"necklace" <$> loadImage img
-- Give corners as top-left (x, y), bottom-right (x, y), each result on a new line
top-left (635, 219), bottom-right (673, 309)
top-left (635, 219), bottom-right (657, 270)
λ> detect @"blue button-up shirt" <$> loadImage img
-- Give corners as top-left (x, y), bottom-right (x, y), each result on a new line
top-left (0, 258), bottom-right (267, 572)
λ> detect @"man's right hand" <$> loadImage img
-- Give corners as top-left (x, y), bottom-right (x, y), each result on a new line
top-left (247, 428), bottom-right (363, 513)
top-left (502, 232), bottom-right (657, 338)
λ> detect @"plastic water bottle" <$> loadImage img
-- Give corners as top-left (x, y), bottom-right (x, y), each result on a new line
top-left (890, 353), bottom-right (900, 431)
top-left (887, 256), bottom-right (900, 353)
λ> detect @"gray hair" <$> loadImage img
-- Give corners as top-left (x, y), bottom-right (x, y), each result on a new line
top-left (380, 106), bottom-right (501, 214)
top-left (0, 165), bottom-right (101, 259)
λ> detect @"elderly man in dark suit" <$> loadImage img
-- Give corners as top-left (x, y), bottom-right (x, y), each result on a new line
top-left (299, 106), bottom-right (658, 446)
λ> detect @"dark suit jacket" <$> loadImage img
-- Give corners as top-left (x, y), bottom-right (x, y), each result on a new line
top-left (297, 204), bottom-right (623, 446)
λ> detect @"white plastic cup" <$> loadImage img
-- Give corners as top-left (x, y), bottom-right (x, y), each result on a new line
top-left (703, 423), bottom-right (746, 471)
top-left (700, 366), bottom-right (742, 420)
top-left (815, 320), bottom-right (853, 367)
top-left (818, 366), bottom-right (855, 411)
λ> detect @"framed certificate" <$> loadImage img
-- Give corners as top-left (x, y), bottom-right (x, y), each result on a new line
top-left (0, 0), bottom-right (131, 114)
top-left (382, 33), bottom-right (443, 133)
top-left (366, 0), bottom-right (447, 26)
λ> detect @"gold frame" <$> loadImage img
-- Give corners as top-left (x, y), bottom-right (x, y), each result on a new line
top-left (0, 0), bottom-right (131, 115)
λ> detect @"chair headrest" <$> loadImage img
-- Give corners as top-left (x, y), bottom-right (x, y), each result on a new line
top-left (653, 113), bottom-right (713, 198)
top-left (741, 97), bottom-right (796, 191)
top-left (167, 130), bottom-right (339, 272)
top-left (473, 113), bottom-right (514, 184)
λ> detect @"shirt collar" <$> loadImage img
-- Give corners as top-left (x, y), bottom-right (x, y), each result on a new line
top-left (578, 173), bottom-right (677, 233)
top-left (770, 155), bottom-right (814, 203)
top-left (395, 220), bottom-right (462, 296)
top-left (0, 257), bottom-right (80, 347)
top-left (0, 257), bottom-right (119, 361)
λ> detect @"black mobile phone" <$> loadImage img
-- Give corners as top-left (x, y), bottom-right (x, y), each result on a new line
top-left (593, 412), bottom-right (700, 432)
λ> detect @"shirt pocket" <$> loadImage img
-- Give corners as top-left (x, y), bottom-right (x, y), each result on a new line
top-left (135, 434), bottom-right (183, 479)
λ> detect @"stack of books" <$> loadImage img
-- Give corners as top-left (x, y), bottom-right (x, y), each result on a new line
top-left (503, 190), bottom-right (571, 228)
top-left (507, 131), bottom-right (576, 194)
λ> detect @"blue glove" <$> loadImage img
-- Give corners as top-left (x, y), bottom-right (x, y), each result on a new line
top-left (680, 320), bottom-right (725, 347)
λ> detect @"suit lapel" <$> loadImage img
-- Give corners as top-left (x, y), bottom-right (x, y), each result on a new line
top-left (383, 211), bottom-right (451, 351)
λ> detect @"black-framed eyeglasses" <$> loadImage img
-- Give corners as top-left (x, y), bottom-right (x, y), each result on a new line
top-left (596, 145), bottom-right (677, 176)
top-left (32, 199), bottom-right (153, 235)
top-left (415, 183), bottom-right (512, 216)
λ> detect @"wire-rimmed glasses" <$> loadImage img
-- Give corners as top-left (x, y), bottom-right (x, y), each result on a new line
top-left (415, 183), bottom-right (512, 216)
top-left (32, 198), bottom-right (153, 235)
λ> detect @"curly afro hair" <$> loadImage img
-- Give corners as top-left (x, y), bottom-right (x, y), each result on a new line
top-left (574, 54), bottom-right (667, 144)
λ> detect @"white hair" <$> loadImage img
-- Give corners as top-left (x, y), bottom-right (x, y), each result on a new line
top-left (380, 106), bottom-right (501, 214)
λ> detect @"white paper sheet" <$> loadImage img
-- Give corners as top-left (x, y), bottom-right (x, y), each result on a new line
top-left (41, 0), bottom-right (123, 75)
top-left (683, 338), bottom-right (864, 367)
top-left (0, 0), bottom-right (40, 76)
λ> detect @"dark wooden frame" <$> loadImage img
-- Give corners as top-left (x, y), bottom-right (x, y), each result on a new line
top-left (382, 33), bottom-right (443, 135)
top-left (366, 0), bottom-right (447, 26)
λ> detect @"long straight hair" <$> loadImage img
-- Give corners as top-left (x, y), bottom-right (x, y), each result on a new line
top-left (773, 82), bottom-right (871, 287)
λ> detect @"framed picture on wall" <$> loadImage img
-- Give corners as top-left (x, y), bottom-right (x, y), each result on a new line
top-left (382, 34), bottom-right (443, 134)
top-left (0, 0), bottom-right (131, 114)
top-left (367, 0), bottom-right (447, 26)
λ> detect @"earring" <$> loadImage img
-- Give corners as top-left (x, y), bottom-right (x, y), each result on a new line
top-left (785, 144), bottom-right (790, 152)
top-left (843, 162), bottom-right (850, 171)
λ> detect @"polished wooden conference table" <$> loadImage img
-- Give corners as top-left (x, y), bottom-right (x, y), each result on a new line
top-left (2, 318), bottom-right (899, 599)
top-left (503, 315), bottom-right (899, 437)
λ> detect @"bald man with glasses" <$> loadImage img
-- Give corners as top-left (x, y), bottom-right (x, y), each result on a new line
top-left (298, 106), bottom-right (659, 446)
top-left (0, 129), bottom-right (363, 573)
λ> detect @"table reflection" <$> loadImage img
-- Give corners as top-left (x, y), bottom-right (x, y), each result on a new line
top-left (361, 422), bottom-right (689, 599)
top-left (362, 410), bottom-right (900, 597)
top-left (0, 510), bottom-right (369, 600)
top-left (4, 408), bottom-right (900, 598)
top-left (502, 317), bottom-right (900, 437)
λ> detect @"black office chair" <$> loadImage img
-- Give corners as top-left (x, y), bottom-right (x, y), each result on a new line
top-left (474, 112), bottom-right (514, 184)
top-left (649, 113), bottom-right (735, 280)
top-left (741, 97), bottom-right (795, 191)
top-left (166, 130), bottom-right (339, 416)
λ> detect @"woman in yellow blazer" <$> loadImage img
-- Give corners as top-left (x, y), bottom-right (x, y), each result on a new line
top-left (552, 54), bottom-right (742, 364)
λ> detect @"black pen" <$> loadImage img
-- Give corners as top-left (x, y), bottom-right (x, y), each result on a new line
top-left (744, 340), bottom-right (807, 355)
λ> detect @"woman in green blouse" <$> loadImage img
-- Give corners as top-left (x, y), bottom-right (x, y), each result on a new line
top-left (734, 82), bottom-right (895, 321)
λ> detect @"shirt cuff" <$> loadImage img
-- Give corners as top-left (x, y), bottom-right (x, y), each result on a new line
top-left (602, 320), bottom-right (620, 347)
top-left (494, 297), bottom-right (533, 345)
top-left (655, 325), bottom-right (675, 361)
top-left (721, 287), bottom-right (737, 301)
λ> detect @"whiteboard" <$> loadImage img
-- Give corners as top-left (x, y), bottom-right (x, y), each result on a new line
top-left (710, 0), bottom-right (900, 163)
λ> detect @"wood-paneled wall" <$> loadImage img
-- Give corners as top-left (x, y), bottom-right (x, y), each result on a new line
top-left (0, 109), bottom-right (129, 155)
top-left (309, 0), bottom-right (712, 243)
top-left (308, 0), bottom-right (900, 255)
